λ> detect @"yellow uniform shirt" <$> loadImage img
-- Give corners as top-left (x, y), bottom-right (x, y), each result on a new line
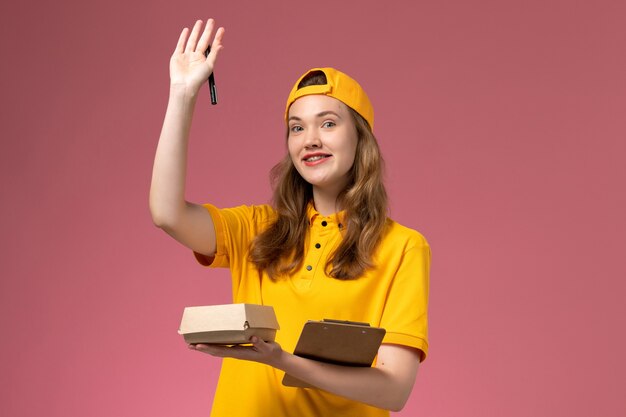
top-left (195, 203), bottom-right (430, 417)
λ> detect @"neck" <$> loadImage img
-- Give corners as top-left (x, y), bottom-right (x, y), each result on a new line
top-left (312, 186), bottom-right (343, 216)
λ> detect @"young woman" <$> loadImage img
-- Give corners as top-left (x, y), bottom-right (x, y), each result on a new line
top-left (150, 19), bottom-right (430, 417)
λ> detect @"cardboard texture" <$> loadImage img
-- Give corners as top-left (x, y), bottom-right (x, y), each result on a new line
top-left (282, 320), bottom-right (386, 388)
top-left (178, 303), bottom-right (280, 345)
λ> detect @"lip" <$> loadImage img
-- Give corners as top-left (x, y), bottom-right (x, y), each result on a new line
top-left (302, 152), bottom-right (332, 166)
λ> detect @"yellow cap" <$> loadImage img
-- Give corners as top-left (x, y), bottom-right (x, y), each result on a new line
top-left (285, 67), bottom-right (374, 131)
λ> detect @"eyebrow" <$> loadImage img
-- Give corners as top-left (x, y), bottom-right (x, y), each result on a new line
top-left (288, 111), bottom-right (343, 122)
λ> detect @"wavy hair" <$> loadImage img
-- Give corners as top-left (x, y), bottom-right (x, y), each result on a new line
top-left (249, 72), bottom-right (388, 280)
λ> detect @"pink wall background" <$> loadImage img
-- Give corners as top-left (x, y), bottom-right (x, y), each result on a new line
top-left (1, 1), bottom-right (625, 416)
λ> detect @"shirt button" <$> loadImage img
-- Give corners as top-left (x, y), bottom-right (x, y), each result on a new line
top-left (315, 243), bottom-right (321, 249)
top-left (306, 265), bottom-right (313, 271)
top-left (321, 221), bottom-right (328, 227)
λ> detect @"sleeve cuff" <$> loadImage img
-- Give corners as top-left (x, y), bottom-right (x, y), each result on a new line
top-left (382, 332), bottom-right (429, 362)
top-left (192, 204), bottom-right (228, 268)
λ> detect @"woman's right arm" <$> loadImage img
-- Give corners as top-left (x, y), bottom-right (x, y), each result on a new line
top-left (149, 19), bottom-right (225, 257)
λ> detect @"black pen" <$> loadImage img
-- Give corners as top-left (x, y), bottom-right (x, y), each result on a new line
top-left (204, 46), bottom-right (218, 105)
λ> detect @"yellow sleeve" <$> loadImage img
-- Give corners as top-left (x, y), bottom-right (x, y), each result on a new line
top-left (380, 238), bottom-right (431, 361)
top-left (193, 204), bottom-right (275, 268)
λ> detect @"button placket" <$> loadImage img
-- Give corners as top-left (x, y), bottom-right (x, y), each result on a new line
top-left (301, 216), bottom-right (334, 280)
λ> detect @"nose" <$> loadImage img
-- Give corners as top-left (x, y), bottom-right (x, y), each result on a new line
top-left (303, 127), bottom-right (322, 148)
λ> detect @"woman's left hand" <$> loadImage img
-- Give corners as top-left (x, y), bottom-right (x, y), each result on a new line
top-left (189, 336), bottom-right (284, 367)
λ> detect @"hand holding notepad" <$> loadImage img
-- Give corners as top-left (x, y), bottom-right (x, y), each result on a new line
top-left (282, 320), bottom-right (386, 388)
top-left (178, 304), bottom-right (385, 389)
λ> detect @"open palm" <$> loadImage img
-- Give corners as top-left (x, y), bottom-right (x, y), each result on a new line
top-left (169, 19), bottom-right (225, 92)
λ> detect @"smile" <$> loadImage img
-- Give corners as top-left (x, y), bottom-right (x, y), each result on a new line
top-left (304, 155), bottom-right (331, 162)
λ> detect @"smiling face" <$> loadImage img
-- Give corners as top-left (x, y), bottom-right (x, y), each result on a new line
top-left (287, 94), bottom-right (359, 197)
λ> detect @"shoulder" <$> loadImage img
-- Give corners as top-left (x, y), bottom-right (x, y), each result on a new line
top-left (220, 204), bottom-right (276, 219)
top-left (216, 204), bottom-right (278, 231)
top-left (382, 218), bottom-right (430, 252)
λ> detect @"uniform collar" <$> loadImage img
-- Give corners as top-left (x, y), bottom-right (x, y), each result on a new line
top-left (306, 202), bottom-right (346, 228)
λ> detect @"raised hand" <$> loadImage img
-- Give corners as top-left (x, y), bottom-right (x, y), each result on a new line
top-left (170, 19), bottom-right (225, 93)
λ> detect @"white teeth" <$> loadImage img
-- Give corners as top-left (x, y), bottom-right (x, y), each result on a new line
top-left (305, 155), bottom-right (328, 162)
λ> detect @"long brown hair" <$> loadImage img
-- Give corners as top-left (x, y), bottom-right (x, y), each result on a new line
top-left (249, 72), bottom-right (388, 280)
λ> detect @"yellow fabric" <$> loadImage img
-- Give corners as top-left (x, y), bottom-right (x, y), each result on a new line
top-left (194, 203), bottom-right (430, 417)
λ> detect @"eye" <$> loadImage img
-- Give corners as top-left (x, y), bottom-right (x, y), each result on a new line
top-left (290, 125), bottom-right (303, 133)
top-left (322, 121), bottom-right (336, 128)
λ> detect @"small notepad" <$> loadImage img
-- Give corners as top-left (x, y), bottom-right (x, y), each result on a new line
top-left (282, 319), bottom-right (386, 388)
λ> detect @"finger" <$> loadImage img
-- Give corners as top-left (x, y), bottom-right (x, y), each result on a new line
top-left (193, 343), bottom-right (225, 356)
top-left (211, 27), bottom-right (225, 52)
top-left (196, 18), bottom-right (215, 53)
top-left (193, 343), bottom-right (247, 358)
top-left (175, 27), bottom-right (189, 54)
top-left (184, 20), bottom-right (204, 53)
top-left (250, 337), bottom-right (272, 354)
top-left (205, 27), bottom-right (225, 67)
